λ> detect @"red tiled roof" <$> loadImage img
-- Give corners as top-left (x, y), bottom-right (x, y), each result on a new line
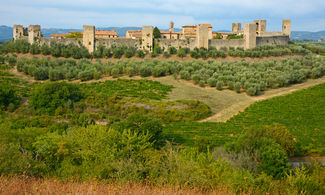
top-left (95, 30), bottom-right (117, 36)
top-left (51, 34), bottom-right (67, 37)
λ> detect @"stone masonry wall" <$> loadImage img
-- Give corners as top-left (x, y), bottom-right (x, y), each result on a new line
top-left (96, 39), bottom-right (140, 49)
top-left (256, 36), bottom-right (289, 47)
top-left (209, 39), bottom-right (245, 49)
top-left (157, 38), bottom-right (196, 50)
top-left (40, 38), bottom-right (81, 46)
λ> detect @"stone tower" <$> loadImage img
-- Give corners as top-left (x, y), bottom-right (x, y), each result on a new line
top-left (13, 25), bottom-right (24, 40)
top-left (28, 25), bottom-right (41, 44)
top-left (232, 23), bottom-right (242, 33)
top-left (170, 21), bottom-right (174, 32)
top-left (254, 19), bottom-right (266, 36)
top-left (244, 23), bottom-right (256, 49)
top-left (141, 26), bottom-right (153, 52)
top-left (196, 25), bottom-right (209, 49)
top-left (282, 19), bottom-right (291, 38)
top-left (83, 25), bottom-right (95, 53)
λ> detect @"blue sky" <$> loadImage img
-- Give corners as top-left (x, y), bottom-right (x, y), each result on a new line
top-left (1, 0), bottom-right (325, 31)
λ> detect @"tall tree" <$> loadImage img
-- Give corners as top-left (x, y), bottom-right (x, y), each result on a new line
top-left (153, 27), bottom-right (161, 39)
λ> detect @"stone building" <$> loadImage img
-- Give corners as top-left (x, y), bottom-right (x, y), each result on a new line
top-left (126, 30), bottom-right (142, 39)
top-left (13, 25), bottom-right (24, 40)
top-left (95, 30), bottom-right (117, 39)
top-left (180, 24), bottom-right (212, 39)
top-left (181, 25), bottom-right (197, 39)
top-left (28, 25), bottom-right (41, 44)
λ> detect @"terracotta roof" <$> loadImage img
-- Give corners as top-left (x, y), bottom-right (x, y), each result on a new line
top-left (95, 30), bottom-right (117, 36)
top-left (51, 34), bottom-right (67, 37)
top-left (199, 24), bottom-right (212, 28)
top-left (160, 30), bottom-right (179, 34)
top-left (126, 30), bottom-right (142, 38)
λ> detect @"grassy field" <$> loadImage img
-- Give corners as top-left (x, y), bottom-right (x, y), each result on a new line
top-left (163, 82), bottom-right (325, 155)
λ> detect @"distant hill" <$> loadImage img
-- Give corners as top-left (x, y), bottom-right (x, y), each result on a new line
top-left (291, 31), bottom-right (325, 41)
top-left (1, 25), bottom-right (324, 43)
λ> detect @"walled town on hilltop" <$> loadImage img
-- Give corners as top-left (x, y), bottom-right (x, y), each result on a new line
top-left (13, 19), bottom-right (291, 53)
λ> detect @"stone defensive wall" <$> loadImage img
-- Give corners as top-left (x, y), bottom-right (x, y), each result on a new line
top-left (209, 39), bottom-right (245, 49)
top-left (13, 19), bottom-right (291, 53)
top-left (157, 38), bottom-right (196, 50)
top-left (40, 37), bottom-right (81, 46)
top-left (96, 38), bottom-right (140, 49)
top-left (256, 36), bottom-right (290, 47)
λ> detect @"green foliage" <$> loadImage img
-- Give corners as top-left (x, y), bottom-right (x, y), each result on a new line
top-left (0, 82), bottom-right (21, 111)
top-left (257, 138), bottom-right (290, 178)
top-left (213, 34), bottom-right (222, 39)
top-left (177, 48), bottom-right (186, 58)
top-left (29, 43), bottom-right (41, 54)
top-left (163, 51), bottom-right (170, 58)
top-left (190, 50), bottom-right (199, 59)
top-left (29, 82), bottom-right (83, 114)
top-left (226, 34), bottom-right (244, 39)
top-left (112, 47), bottom-right (124, 58)
top-left (153, 27), bottom-right (162, 39)
top-left (65, 32), bottom-right (83, 39)
top-left (40, 44), bottom-right (51, 55)
top-left (136, 50), bottom-right (145, 58)
top-left (168, 46), bottom-right (177, 55)
top-left (113, 113), bottom-right (164, 148)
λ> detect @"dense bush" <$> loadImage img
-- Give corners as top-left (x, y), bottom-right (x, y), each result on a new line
top-left (29, 82), bottom-right (83, 114)
top-left (168, 46), bottom-right (177, 55)
top-left (113, 113), bottom-right (164, 148)
top-left (16, 57), bottom-right (104, 81)
top-left (226, 125), bottom-right (292, 178)
top-left (0, 82), bottom-right (21, 111)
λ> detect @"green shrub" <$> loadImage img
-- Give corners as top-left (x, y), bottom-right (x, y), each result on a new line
top-left (0, 82), bottom-right (20, 111)
top-left (192, 73), bottom-right (201, 84)
top-left (234, 82), bottom-right (241, 93)
top-left (199, 47), bottom-right (207, 59)
top-left (112, 47), bottom-right (124, 58)
top-left (29, 82), bottom-right (83, 114)
top-left (257, 138), bottom-right (290, 178)
top-left (103, 48), bottom-right (112, 58)
top-left (216, 81), bottom-right (224, 90)
top-left (139, 66), bottom-right (152, 77)
top-left (136, 50), bottom-right (145, 58)
top-left (7, 55), bottom-right (17, 66)
top-left (163, 51), bottom-right (170, 58)
top-left (177, 48), bottom-right (186, 58)
top-left (199, 80), bottom-right (205, 87)
top-left (33, 67), bottom-right (49, 80)
top-left (246, 87), bottom-right (257, 96)
top-left (207, 78), bottom-right (217, 87)
top-left (168, 46), bottom-right (177, 55)
top-left (111, 68), bottom-right (120, 78)
top-left (190, 50), bottom-right (199, 59)
top-left (29, 43), bottom-right (41, 54)
top-left (180, 70), bottom-right (191, 80)
top-left (114, 113), bottom-right (164, 148)
top-left (40, 44), bottom-right (51, 55)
